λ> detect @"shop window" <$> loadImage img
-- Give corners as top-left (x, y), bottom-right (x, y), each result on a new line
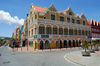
top-left (39, 27), bottom-right (45, 34)
top-left (53, 28), bottom-right (57, 34)
top-left (59, 28), bottom-right (63, 35)
top-left (60, 16), bottom-right (64, 21)
top-left (51, 14), bottom-right (55, 20)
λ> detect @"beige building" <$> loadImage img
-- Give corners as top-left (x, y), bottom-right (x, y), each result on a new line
top-left (25, 4), bottom-right (91, 49)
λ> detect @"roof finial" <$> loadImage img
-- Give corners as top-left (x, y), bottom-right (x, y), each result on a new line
top-left (31, 2), bottom-right (33, 8)
top-left (69, 0), bottom-right (71, 8)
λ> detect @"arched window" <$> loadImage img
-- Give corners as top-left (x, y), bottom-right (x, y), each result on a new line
top-left (46, 27), bottom-right (51, 34)
top-left (64, 29), bottom-right (68, 35)
top-left (59, 28), bottom-right (63, 35)
top-left (82, 30), bottom-right (84, 35)
top-left (69, 29), bottom-right (73, 35)
top-left (53, 28), bottom-right (57, 34)
top-left (78, 30), bottom-right (81, 35)
top-left (39, 27), bottom-right (45, 34)
top-left (75, 30), bottom-right (77, 35)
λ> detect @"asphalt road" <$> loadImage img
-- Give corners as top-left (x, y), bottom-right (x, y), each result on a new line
top-left (0, 45), bottom-right (82, 66)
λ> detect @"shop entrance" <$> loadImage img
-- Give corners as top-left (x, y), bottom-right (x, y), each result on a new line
top-left (45, 40), bottom-right (49, 49)
top-left (76, 40), bottom-right (79, 47)
top-left (60, 40), bottom-right (62, 48)
top-left (40, 40), bottom-right (43, 49)
top-left (69, 40), bottom-right (71, 47)
top-left (73, 40), bottom-right (75, 47)
top-left (64, 40), bottom-right (67, 48)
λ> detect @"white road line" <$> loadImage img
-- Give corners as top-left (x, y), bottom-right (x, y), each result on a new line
top-left (64, 53), bottom-right (86, 66)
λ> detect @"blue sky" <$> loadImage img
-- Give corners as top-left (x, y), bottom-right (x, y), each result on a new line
top-left (0, 0), bottom-right (100, 37)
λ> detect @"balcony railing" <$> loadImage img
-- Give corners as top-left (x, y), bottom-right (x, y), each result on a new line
top-left (33, 34), bottom-right (87, 39)
top-left (37, 18), bottom-right (90, 28)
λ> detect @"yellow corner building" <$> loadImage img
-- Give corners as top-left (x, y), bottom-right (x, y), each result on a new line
top-left (23, 4), bottom-right (91, 49)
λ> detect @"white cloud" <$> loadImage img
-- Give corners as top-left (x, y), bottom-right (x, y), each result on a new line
top-left (0, 10), bottom-right (24, 25)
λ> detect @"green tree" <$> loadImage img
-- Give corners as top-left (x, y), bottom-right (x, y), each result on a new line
top-left (82, 41), bottom-right (89, 52)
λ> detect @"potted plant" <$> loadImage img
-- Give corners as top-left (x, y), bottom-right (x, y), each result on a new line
top-left (82, 41), bottom-right (90, 56)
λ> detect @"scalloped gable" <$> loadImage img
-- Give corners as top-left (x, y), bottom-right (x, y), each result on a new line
top-left (48, 4), bottom-right (57, 12)
top-left (81, 14), bottom-right (86, 19)
top-left (63, 7), bottom-right (75, 15)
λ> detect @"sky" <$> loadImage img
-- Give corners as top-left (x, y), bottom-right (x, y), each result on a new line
top-left (0, 0), bottom-right (100, 37)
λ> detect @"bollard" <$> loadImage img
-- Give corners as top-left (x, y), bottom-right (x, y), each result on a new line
top-left (27, 47), bottom-right (28, 51)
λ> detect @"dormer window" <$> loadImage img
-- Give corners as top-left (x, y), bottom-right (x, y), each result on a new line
top-left (69, 12), bottom-right (72, 15)
top-left (83, 21), bottom-right (85, 25)
top-left (60, 16), bottom-right (64, 21)
top-left (51, 14), bottom-right (55, 20)
top-left (77, 20), bottom-right (80, 24)
top-left (72, 19), bottom-right (75, 23)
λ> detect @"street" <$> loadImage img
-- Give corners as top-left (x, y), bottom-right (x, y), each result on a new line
top-left (0, 45), bottom-right (82, 66)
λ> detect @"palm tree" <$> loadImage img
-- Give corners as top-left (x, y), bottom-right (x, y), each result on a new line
top-left (82, 41), bottom-right (88, 52)
top-left (94, 41), bottom-right (99, 51)
top-left (82, 41), bottom-right (91, 56)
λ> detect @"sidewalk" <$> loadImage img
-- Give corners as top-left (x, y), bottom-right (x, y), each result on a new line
top-left (64, 50), bottom-right (100, 66)
top-left (10, 47), bottom-right (82, 52)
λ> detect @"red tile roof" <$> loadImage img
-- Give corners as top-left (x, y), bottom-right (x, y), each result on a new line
top-left (32, 5), bottom-right (48, 13)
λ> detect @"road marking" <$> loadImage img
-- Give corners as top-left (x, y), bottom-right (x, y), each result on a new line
top-left (64, 53), bottom-right (86, 66)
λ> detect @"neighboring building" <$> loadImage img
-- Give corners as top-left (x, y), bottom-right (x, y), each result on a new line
top-left (88, 19), bottom-right (100, 40)
top-left (19, 25), bottom-right (24, 41)
top-left (12, 26), bottom-right (23, 41)
top-left (12, 29), bottom-right (16, 39)
top-left (25, 4), bottom-right (91, 49)
top-left (23, 14), bottom-right (28, 40)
